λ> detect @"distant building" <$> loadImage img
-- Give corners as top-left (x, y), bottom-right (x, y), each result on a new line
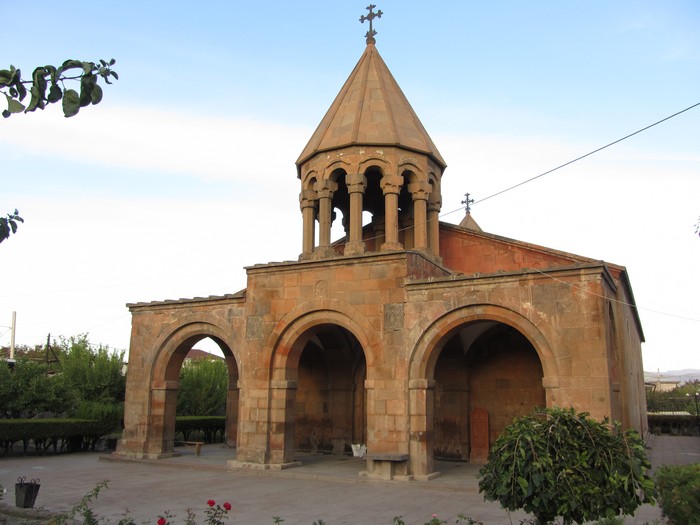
top-left (117, 21), bottom-right (647, 479)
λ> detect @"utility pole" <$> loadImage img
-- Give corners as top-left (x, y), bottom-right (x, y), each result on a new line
top-left (9, 311), bottom-right (16, 358)
top-left (7, 311), bottom-right (16, 369)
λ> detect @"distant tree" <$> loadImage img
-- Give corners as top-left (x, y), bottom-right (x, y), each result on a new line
top-left (478, 407), bottom-right (655, 525)
top-left (58, 334), bottom-right (126, 403)
top-left (177, 358), bottom-right (228, 416)
top-left (0, 335), bottom-right (126, 419)
top-left (1, 59), bottom-right (117, 118)
top-left (696, 216), bottom-right (700, 238)
top-left (0, 209), bottom-right (23, 243)
top-left (0, 358), bottom-right (76, 418)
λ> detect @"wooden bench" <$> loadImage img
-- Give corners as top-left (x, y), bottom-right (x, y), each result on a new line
top-left (176, 441), bottom-right (204, 456)
top-left (363, 453), bottom-right (409, 480)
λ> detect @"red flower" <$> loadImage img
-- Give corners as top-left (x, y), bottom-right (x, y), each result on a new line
top-left (207, 499), bottom-right (216, 507)
top-left (157, 517), bottom-right (167, 525)
top-left (223, 502), bottom-right (232, 511)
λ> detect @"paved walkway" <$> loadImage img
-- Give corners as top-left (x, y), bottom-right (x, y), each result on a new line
top-left (1, 436), bottom-right (698, 525)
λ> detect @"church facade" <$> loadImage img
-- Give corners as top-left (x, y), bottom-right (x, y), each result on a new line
top-left (117, 27), bottom-right (647, 480)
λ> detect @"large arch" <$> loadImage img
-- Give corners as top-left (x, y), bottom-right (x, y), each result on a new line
top-left (409, 304), bottom-right (556, 381)
top-left (263, 301), bottom-right (378, 465)
top-left (267, 300), bottom-right (379, 375)
top-left (407, 304), bottom-right (558, 478)
top-left (145, 321), bottom-right (240, 456)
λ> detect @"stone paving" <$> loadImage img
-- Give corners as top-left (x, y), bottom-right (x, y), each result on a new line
top-left (0, 436), bottom-right (698, 525)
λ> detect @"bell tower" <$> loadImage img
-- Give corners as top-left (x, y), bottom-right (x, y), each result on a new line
top-left (296, 6), bottom-right (447, 260)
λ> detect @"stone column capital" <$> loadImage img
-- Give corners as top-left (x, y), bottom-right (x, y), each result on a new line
top-left (315, 179), bottom-right (338, 198)
top-left (380, 174), bottom-right (403, 195)
top-left (428, 199), bottom-right (442, 213)
top-left (299, 190), bottom-right (317, 209)
top-left (408, 180), bottom-right (431, 200)
top-left (346, 173), bottom-right (367, 193)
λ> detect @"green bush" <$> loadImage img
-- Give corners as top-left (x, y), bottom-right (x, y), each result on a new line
top-left (655, 464), bottom-right (700, 525)
top-left (478, 407), bottom-right (655, 525)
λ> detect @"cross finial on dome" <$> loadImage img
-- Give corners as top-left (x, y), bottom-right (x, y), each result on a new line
top-left (360, 4), bottom-right (383, 44)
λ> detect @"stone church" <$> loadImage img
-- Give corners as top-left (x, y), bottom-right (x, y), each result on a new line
top-left (117, 15), bottom-right (647, 480)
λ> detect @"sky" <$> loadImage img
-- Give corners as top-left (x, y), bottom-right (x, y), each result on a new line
top-left (1, 1), bottom-right (698, 373)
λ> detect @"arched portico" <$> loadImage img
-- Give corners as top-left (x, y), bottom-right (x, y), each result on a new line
top-left (262, 303), bottom-right (377, 466)
top-left (407, 304), bottom-right (557, 478)
top-left (119, 320), bottom-right (240, 459)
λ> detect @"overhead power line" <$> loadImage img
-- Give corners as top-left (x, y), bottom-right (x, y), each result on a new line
top-left (472, 101), bottom-right (700, 206)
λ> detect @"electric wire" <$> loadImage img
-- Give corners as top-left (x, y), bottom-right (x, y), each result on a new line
top-left (528, 266), bottom-right (700, 323)
top-left (473, 101), bottom-right (700, 205)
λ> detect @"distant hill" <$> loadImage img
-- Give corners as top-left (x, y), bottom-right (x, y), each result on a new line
top-left (645, 369), bottom-right (700, 385)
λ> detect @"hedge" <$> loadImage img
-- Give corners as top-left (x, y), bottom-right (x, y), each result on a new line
top-left (175, 416), bottom-right (225, 443)
top-left (647, 414), bottom-right (699, 436)
top-left (0, 418), bottom-right (115, 456)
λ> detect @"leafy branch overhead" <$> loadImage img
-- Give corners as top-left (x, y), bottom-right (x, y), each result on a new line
top-left (0, 59), bottom-right (118, 118)
top-left (0, 209), bottom-right (23, 244)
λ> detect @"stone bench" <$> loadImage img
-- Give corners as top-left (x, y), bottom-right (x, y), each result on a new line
top-left (362, 453), bottom-right (410, 480)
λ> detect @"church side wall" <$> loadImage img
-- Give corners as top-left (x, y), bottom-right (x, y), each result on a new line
top-left (605, 271), bottom-right (647, 435)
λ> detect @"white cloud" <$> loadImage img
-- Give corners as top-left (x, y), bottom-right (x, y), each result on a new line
top-left (0, 105), bottom-right (311, 183)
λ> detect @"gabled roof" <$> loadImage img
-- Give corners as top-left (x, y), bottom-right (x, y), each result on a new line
top-left (296, 42), bottom-right (446, 170)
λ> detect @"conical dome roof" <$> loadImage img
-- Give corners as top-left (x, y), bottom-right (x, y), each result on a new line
top-left (296, 42), bottom-right (446, 171)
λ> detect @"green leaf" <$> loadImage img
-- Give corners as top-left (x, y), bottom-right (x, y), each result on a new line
top-left (79, 75), bottom-right (96, 107)
top-left (0, 69), bottom-right (13, 86)
top-left (45, 65), bottom-right (58, 83)
top-left (6, 95), bottom-right (25, 114)
top-left (16, 82), bottom-right (27, 101)
top-left (91, 84), bottom-right (103, 105)
top-left (47, 84), bottom-right (62, 104)
top-left (517, 476), bottom-right (529, 494)
top-left (62, 89), bottom-right (80, 117)
top-left (60, 59), bottom-right (83, 71)
top-left (25, 85), bottom-right (43, 113)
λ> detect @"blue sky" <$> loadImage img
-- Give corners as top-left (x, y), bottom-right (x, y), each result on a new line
top-left (1, 1), bottom-right (699, 372)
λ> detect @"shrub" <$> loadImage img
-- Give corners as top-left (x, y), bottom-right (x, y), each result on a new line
top-left (478, 407), bottom-right (655, 525)
top-left (655, 464), bottom-right (700, 525)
